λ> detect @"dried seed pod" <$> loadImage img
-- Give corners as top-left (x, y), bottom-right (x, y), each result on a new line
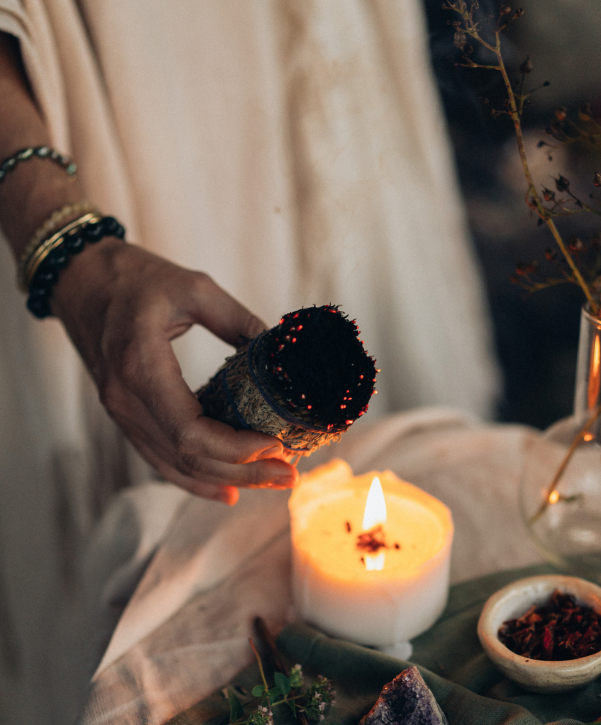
top-left (555, 107), bottom-right (567, 121)
top-left (196, 305), bottom-right (377, 455)
top-left (519, 56), bottom-right (533, 74)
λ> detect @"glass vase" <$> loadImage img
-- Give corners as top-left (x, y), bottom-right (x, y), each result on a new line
top-left (520, 305), bottom-right (601, 583)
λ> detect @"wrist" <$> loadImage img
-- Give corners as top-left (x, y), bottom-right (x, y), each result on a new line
top-left (21, 214), bottom-right (127, 319)
top-left (0, 160), bottom-right (87, 257)
top-left (50, 235), bottom-right (128, 320)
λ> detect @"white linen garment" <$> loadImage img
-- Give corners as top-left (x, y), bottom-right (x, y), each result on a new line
top-left (0, 1), bottom-right (500, 723)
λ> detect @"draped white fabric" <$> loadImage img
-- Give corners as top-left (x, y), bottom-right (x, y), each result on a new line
top-left (79, 409), bottom-right (543, 725)
top-left (0, 1), bottom-right (500, 723)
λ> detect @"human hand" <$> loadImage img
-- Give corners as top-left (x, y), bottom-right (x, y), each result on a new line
top-left (50, 238), bottom-right (298, 504)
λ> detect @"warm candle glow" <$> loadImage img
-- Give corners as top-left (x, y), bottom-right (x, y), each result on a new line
top-left (289, 460), bottom-right (454, 649)
top-left (362, 476), bottom-right (386, 530)
top-left (549, 490), bottom-right (560, 504)
top-left (588, 336), bottom-right (601, 409)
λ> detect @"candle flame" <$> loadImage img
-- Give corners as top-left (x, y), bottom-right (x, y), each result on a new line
top-left (362, 476), bottom-right (387, 530)
top-left (549, 490), bottom-right (560, 504)
top-left (364, 551), bottom-right (386, 571)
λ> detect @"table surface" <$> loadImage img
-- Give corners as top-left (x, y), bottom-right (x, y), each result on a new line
top-left (79, 408), bottom-right (548, 725)
top-left (165, 564), bottom-right (601, 725)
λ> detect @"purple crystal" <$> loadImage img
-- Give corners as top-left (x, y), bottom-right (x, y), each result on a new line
top-left (359, 666), bottom-right (448, 725)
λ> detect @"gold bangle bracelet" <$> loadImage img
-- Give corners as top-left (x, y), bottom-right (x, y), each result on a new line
top-left (17, 201), bottom-right (100, 289)
top-left (21, 213), bottom-right (102, 292)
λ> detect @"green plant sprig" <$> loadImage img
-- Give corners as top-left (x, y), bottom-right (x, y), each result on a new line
top-left (226, 640), bottom-right (336, 725)
top-left (443, 0), bottom-right (601, 315)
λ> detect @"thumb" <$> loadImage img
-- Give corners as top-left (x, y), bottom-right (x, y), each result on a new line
top-left (187, 272), bottom-right (266, 345)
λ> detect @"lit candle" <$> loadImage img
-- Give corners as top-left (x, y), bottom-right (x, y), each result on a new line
top-left (289, 459), bottom-right (454, 651)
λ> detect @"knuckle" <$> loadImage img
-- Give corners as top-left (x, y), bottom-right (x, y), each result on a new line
top-left (179, 451), bottom-right (208, 476)
top-left (242, 464), bottom-right (264, 487)
top-left (171, 422), bottom-right (198, 453)
top-left (190, 270), bottom-right (213, 293)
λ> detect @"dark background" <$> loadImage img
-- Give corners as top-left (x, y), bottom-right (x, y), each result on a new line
top-left (423, 0), bottom-right (601, 429)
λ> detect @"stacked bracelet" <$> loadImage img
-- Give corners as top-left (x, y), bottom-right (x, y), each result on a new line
top-left (17, 200), bottom-right (100, 288)
top-left (0, 146), bottom-right (77, 183)
top-left (26, 215), bottom-right (126, 319)
top-left (22, 212), bottom-right (101, 291)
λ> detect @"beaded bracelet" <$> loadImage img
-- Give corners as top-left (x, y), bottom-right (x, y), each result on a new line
top-left (26, 215), bottom-right (126, 319)
top-left (22, 212), bottom-right (101, 291)
top-left (0, 146), bottom-right (77, 183)
top-left (17, 200), bottom-right (100, 290)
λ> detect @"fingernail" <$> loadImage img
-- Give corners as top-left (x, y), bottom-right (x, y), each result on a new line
top-left (221, 486), bottom-right (239, 506)
top-left (273, 475), bottom-right (297, 489)
top-left (257, 446), bottom-right (283, 460)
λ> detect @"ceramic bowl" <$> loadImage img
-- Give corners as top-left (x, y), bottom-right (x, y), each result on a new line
top-left (477, 574), bottom-right (601, 693)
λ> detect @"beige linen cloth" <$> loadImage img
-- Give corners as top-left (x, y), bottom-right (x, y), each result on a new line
top-left (0, 2), bottom-right (501, 723)
top-left (77, 408), bottom-right (545, 725)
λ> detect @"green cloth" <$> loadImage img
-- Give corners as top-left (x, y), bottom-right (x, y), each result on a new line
top-left (276, 564), bottom-right (601, 725)
top-left (168, 565), bottom-right (601, 725)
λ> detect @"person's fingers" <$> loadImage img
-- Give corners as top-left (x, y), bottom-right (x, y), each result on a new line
top-left (133, 431), bottom-right (297, 493)
top-left (133, 440), bottom-right (240, 505)
top-left (183, 272), bottom-right (266, 345)
top-left (101, 349), bottom-right (298, 486)
top-left (106, 330), bottom-right (289, 465)
top-left (52, 244), bottom-right (295, 498)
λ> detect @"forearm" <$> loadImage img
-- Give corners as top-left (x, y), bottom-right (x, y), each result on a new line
top-left (0, 32), bottom-right (86, 258)
top-left (0, 31), bottom-right (296, 499)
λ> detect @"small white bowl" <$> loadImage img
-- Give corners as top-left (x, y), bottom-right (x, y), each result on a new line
top-left (477, 575), bottom-right (601, 693)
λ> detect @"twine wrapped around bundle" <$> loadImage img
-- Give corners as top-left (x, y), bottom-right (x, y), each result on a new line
top-left (196, 305), bottom-right (377, 455)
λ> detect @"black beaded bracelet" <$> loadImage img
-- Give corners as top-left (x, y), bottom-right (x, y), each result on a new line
top-left (27, 215), bottom-right (126, 319)
top-left (0, 146), bottom-right (77, 183)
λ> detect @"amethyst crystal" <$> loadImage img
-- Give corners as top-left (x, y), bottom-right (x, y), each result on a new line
top-left (359, 667), bottom-right (448, 725)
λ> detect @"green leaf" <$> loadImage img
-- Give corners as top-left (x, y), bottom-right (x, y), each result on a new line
top-left (268, 686), bottom-right (282, 704)
top-left (286, 700), bottom-right (296, 718)
top-left (227, 690), bottom-right (244, 723)
top-left (274, 672), bottom-right (291, 696)
top-left (251, 685), bottom-right (265, 697)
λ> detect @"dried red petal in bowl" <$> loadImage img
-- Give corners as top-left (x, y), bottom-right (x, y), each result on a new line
top-left (498, 590), bottom-right (601, 661)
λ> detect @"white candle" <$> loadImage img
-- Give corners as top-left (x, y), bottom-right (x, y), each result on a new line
top-left (289, 459), bottom-right (454, 649)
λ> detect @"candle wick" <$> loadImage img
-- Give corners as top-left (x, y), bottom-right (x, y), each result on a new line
top-left (356, 524), bottom-right (389, 553)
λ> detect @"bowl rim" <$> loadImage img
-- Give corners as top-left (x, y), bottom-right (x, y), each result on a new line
top-left (477, 574), bottom-right (601, 670)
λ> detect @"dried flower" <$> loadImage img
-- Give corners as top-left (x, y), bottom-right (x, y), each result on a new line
top-left (453, 30), bottom-right (467, 50)
top-left (554, 175), bottom-right (571, 192)
top-left (542, 187), bottom-right (555, 202)
top-left (499, 590), bottom-right (601, 660)
top-left (445, 0), bottom-right (601, 314)
top-left (519, 56), bottom-right (533, 74)
top-left (555, 106), bottom-right (567, 121)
